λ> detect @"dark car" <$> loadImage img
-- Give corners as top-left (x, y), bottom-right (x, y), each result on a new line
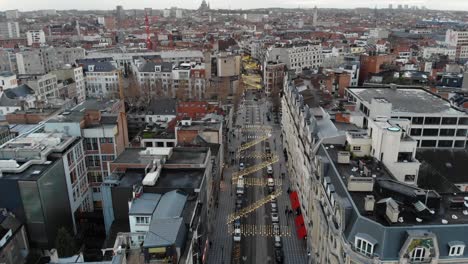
top-left (274, 249), bottom-right (284, 263)
top-left (236, 198), bottom-right (243, 209)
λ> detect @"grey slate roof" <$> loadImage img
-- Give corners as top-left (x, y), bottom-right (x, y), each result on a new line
top-left (153, 190), bottom-right (187, 218)
top-left (143, 217), bottom-right (184, 248)
top-left (147, 98), bottom-right (177, 115)
top-left (128, 193), bottom-right (161, 215)
top-left (139, 61), bottom-right (173, 73)
top-left (81, 61), bottom-right (116, 73)
top-left (3, 84), bottom-right (34, 99)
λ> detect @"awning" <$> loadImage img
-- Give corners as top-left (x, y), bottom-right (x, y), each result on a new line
top-left (289, 191), bottom-right (300, 210)
top-left (295, 214), bottom-right (307, 239)
top-left (295, 215), bottom-right (305, 227)
top-left (297, 225), bottom-right (307, 239)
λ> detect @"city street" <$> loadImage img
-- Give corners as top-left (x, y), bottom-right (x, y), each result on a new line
top-left (208, 90), bottom-right (308, 264)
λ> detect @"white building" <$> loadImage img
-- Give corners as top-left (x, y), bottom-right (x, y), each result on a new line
top-left (445, 29), bottom-right (468, 60)
top-left (25, 73), bottom-right (60, 100)
top-left (163, 9), bottom-right (171, 18)
top-left (51, 66), bottom-right (86, 103)
top-left (282, 79), bottom-right (468, 264)
top-left (82, 61), bottom-right (120, 98)
top-left (26, 30), bottom-right (46, 46)
top-left (5, 10), bottom-right (20, 20)
top-left (134, 61), bottom-right (207, 99)
top-left (175, 9), bottom-right (183, 18)
top-left (266, 41), bottom-right (323, 74)
top-left (0, 71), bottom-right (18, 90)
top-left (422, 46), bottom-right (456, 60)
top-left (0, 22), bottom-right (20, 39)
top-left (345, 86), bottom-right (468, 149)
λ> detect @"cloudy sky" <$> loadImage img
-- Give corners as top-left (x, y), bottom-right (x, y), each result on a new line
top-left (2, 0), bottom-right (468, 11)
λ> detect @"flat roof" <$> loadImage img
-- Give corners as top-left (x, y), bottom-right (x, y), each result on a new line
top-left (348, 87), bottom-right (465, 115)
top-left (324, 144), bottom-right (468, 226)
top-left (70, 98), bottom-right (119, 112)
top-left (166, 148), bottom-right (208, 165)
top-left (416, 149), bottom-right (468, 186)
top-left (1, 158), bottom-right (60, 181)
top-left (128, 193), bottom-right (161, 215)
top-left (112, 148), bottom-right (147, 164)
top-left (156, 169), bottom-right (204, 190)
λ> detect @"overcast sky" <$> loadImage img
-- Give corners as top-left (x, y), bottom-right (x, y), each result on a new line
top-left (2, 0), bottom-right (468, 12)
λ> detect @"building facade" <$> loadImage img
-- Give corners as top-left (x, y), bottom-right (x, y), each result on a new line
top-left (266, 41), bottom-right (323, 74)
top-left (282, 79), bottom-right (468, 264)
top-left (0, 22), bottom-right (20, 39)
top-left (26, 30), bottom-right (46, 46)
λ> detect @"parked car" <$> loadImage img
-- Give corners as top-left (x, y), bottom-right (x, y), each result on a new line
top-left (271, 212), bottom-right (279, 223)
top-left (271, 202), bottom-right (278, 212)
top-left (234, 219), bottom-right (241, 229)
top-left (274, 236), bottom-right (282, 248)
top-left (236, 198), bottom-right (243, 210)
top-left (239, 162), bottom-right (245, 170)
top-left (274, 249), bottom-right (284, 263)
top-left (273, 223), bottom-right (280, 235)
top-left (233, 228), bottom-right (241, 242)
top-left (267, 165), bottom-right (273, 175)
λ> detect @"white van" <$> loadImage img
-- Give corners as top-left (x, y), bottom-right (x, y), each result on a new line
top-left (267, 165), bottom-right (273, 175)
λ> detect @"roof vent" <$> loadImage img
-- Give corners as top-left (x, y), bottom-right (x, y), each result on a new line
top-left (442, 219), bottom-right (448, 224)
top-left (32, 170), bottom-right (41, 175)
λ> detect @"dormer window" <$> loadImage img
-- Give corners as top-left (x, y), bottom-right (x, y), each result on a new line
top-left (155, 66), bottom-right (161, 72)
top-left (355, 234), bottom-right (376, 257)
top-left (89, 65), bottom-right (94, 72)
top-left (410, 247), bottom-right (428, 262)
top-left (449, 241), bottom-right (465, 257)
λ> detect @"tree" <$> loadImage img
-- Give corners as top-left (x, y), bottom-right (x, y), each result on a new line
top-left (55, 227), bottom-right (77, 258)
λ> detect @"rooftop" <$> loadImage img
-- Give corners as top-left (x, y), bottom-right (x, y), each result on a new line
top-left (155, 169), bottom-right (205, 192)
top-left (348, 87), bottom-right (464, 115)
top-left (0, 71), bottom-right (14, 77)
top-left (112, 148), bottom-right (147, 165)
top-left (70, 98), bottom-right (121, 113)
top-left (416, 149), bottom-right (468, 186)
top-left (166, 147), bottom-right (208, 165)
top-left (323, 144), bottom-right (468, 227)
top-left (128, 193), bottom-right (161, 215)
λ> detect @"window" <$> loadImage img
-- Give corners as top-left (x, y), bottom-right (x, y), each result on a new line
top-left (412, 116), bottom-right (424, 125)
top-left (107, 138), bottom-right (113, 143)
top-left (410, 247), bottom-right (427, 262)
top-left (455, 141), bottom-right (465, 148)
top-left (458, 118), bottom-right (468, 125)
top-left (85, 138), bottom-right (98, 150)
top-left (352, 146), bottom-right (361, 151)
top-left (355, 236), bottom-right (374, 257)
top-left (421, 140), bottom-right (437, 147)
top-left (410, 128), bottom-right (422, 136)
top-left (456, 129), bottom-right (467, 137)
top-left (442, 117), bottom-right (458, 125)
top-left (438, 140), bottom-right (453, 148)
top-left (136, 216), bottom-right (150, 224)
top-left (440, 129), bottom-right (455, 137)
top-left (425, 117), bottom-right (441, 125)
top-left (449, 244), bottom-right (465, 256)
top-left (404, 175), bottom-right (415, 182)
top-left (422, 129), bottom-right (438, 136)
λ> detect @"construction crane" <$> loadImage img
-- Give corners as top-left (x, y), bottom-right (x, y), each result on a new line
top-left (145, 11), bottom-right (152, 50)
top-left (227, 189), bottom-right (282, 223)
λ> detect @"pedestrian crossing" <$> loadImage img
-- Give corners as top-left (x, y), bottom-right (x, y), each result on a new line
top-left (227, 224), bottom-right (292, 237)
top-left (238, 177), bottom-right (282, 187)
top-left (237, 152), bottom-right (274, 160)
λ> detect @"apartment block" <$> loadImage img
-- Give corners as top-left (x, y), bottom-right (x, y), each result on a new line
top-left (79, 60), bottom-right (120, 99)
top-left (0, 132), bottom-right (92, 248)
top-left (266, 40), bottom-right (323, 74)
top-left (16, 47), bottom-right (85, 75)
top-left (26, 30), bottom-right (45, 46)
top-left (282, 80), bottom-right (468, 264)
top-left (44, 99), bottom-right (129, 209)
top-left (345, 86), bottom-right (468, 149)
top-left (0, 22), bottom-right (20, 39)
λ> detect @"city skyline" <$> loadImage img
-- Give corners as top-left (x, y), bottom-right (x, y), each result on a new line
top-left (2, 0), bottom-right (468, 11)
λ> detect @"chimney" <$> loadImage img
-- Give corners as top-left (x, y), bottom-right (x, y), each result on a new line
top-left (386, 198), bottom-right (400, 223)
top-left (364, 195), bottom-right (375, 212)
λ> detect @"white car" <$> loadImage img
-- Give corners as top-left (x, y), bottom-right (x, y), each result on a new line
top-left (271, 212), bottom-right (279, 223)
top-left (271, 202), bottom-right (278, 212)
top-left (233, 228), bottom-right (241, 242)
top-left (239, 163), bottom-right (245, 170)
